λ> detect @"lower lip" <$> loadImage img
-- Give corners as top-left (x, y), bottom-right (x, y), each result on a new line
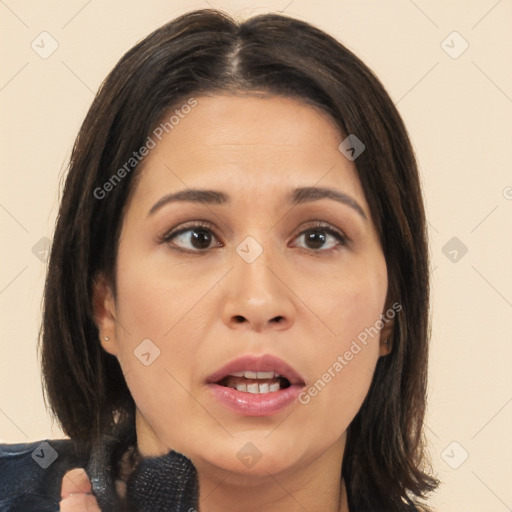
top-left (207, 383), bottom-right (304, 416)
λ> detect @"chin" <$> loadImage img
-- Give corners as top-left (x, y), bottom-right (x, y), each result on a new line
top-left (191, 435), bottom-right (309, 480)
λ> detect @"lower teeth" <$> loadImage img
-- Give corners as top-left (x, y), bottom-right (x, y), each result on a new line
top-left (220, 376), bottom-right (291, 394)
top-left (226, 381), bottom-right (282, 393)
top-left (234, 382), bottom-right (281, 394)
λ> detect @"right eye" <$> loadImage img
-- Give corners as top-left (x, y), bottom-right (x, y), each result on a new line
top-left (159, 221), bottom-right (223, 253)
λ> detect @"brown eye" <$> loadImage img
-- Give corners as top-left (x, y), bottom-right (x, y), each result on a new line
top-left (161, 222), bottom-right (222, 252)
top-left (293, 224), bottom-right (348, 252)
top-left (303, 230), bottom-right (328, 250)
top-left (182, 228), bottom-right (215, 250)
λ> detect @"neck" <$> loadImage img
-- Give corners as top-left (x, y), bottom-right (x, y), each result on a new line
top-left (193, 438), bottom-right (349, 512)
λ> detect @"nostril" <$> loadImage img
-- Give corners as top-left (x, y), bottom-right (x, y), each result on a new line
top-left (231, 315), bottom-right (284, 325)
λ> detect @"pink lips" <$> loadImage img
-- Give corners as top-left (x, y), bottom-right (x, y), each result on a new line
top-left (206, 354), bottom-right (306, 417)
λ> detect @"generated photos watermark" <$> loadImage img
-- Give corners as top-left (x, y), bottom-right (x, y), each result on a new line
top-left (298, 301), bottom-right (402, 405)
top-left (93, 97), bottom-right (198, 200)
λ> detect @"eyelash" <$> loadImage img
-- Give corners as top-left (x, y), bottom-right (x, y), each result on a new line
top-left (158, 220), bottom-right (349, 254)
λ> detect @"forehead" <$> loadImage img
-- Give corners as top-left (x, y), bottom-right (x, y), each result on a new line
top-left (167, 93), bottom-right (340, 144)
top-left (129, 94), bottom-right (366, 210)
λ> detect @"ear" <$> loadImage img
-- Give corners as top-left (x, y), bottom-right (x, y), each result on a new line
top-left (92, 273), bottom-right (119, 357)
top-left (378, 308), bottom-right (395, 357)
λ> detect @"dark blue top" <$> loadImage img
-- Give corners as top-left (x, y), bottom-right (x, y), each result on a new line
top-left (0, 438), bottom-right (199, 512)
top-left (0, 438), bottom-right (87, 511)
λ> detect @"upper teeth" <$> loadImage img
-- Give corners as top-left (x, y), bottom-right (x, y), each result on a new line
top-left (229, 371), bottom-right (278, 379)
top-left (223, 371), bottom-right (285, 393)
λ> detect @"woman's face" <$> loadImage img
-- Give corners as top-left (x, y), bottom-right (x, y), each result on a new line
top-left (95, 94), bottom-right (391, 479)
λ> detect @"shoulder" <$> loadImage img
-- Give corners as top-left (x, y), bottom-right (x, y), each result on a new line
top-left (0, 438), bottom-right (88, 512)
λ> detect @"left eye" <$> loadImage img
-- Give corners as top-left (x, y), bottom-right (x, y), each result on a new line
top-left (293, 226), bottom-right (347, 252)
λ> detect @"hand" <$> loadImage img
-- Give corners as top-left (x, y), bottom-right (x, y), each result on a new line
top-left (59, 468), bottom-right (101, 511)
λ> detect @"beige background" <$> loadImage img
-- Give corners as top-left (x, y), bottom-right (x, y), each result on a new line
top-left (1, 1), bottom-right (511, 510)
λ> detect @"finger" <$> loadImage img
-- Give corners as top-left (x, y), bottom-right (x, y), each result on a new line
top-left (59, 493), bottom-right (101, 512)
top-left (60, 468), bottom-right (93, 498)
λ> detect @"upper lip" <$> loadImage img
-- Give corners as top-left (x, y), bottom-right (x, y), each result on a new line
top-left (206, 354), bottom-right (306, 386)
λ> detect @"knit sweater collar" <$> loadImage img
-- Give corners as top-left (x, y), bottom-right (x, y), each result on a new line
top-left (124, 448), bottom-right (199, 512)
top-left (85, 418), bottom-right (199, 512)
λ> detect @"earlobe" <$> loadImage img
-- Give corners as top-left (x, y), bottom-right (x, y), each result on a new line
top-left (92, 273), bottom-right (119, 356)
top-left (379, 337), bottom-right (392, 356)
top-left (378, 314), bottom-right (395, 356)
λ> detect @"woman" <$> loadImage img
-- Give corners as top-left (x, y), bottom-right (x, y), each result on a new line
top-left (0, 8), bottom-right (438, 512)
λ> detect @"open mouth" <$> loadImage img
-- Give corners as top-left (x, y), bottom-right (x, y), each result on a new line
top-left (217, 371), bottom-right (292, 394)
top-left (206, 354), bottom-right (306, 416)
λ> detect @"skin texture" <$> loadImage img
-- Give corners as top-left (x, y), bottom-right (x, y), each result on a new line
top-left (91, 94), bottom-right (393, 512)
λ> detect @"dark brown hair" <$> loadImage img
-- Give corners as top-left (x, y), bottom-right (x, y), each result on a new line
top-left (40, 8), bottom-right (438, 510)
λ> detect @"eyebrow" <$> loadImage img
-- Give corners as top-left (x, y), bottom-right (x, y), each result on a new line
top-left (148, 186), bottom-right (367, 220)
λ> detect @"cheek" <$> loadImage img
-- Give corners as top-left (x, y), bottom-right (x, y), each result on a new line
top-left (111, 244), bottom-right (217, 436)
top-left (113, 241), bottom-right (212, 355)
top-left (296, 256), bottom-right (386, 425)
top-left (296, 308), bottom-right (381, 436)
top-left (306, 251), bottom-right (387, 352)
top-left (298, 351), bottom-right (377, 438)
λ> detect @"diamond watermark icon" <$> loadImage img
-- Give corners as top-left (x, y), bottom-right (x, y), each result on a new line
top-left (31, 237), bottom-right (51, 263)
top-left (441, 441), bottom-right (469, 469)
top-left (338, 134), bottom-right (365, 161)
top-left (237, 442), bottom-right (263, 468)
top-left (32, 441), bottom-right (58, 469)
top-left (442, 236), bottom-right (468, 263)
top-left (441, 31), bottom-right (469, 59)
top-left (236, 236), bottom-right (263, 264)
top-left (31, 31), bottom-right (59, 59)
top-left (134, 338), bottom-right (161, 366)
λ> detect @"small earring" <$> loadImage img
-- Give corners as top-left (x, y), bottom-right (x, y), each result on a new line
top-left (384, 339), bottom-right (389, 344)
top-left (104, 336), bottom-right (110, 341)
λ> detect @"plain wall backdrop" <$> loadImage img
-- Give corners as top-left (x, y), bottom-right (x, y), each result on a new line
top-left (1, 1), bottom-right (511, 510)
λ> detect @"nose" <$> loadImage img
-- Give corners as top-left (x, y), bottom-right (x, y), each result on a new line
top-left (221, 247), bottom-right (296, 333)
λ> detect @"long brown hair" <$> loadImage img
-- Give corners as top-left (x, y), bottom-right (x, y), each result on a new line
top-left (40, 9), bottom-right (438, 510)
